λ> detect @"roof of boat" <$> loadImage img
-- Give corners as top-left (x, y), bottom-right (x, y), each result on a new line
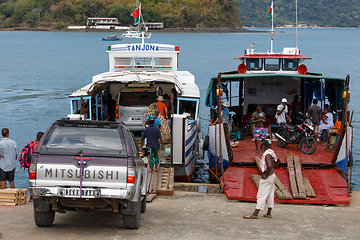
top-left (70, 71), bottom-right (199, 98)
top-left (234, 54), bottom-right (312, 59)
top-left (213, 72), bottom-right (346, 81)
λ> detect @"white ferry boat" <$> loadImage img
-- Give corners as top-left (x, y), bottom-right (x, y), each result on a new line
top-left (122, 30), bottom-right (151, 39)
top-left (68, 35), bottom-right (202, 182)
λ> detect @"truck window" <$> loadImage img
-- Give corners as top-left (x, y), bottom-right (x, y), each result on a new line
top-left (40, 126), bottom-right (127, 157)
top-left (119, 91), bottom-right (157, 106)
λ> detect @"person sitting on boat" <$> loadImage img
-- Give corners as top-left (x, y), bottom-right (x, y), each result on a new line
top-left (251, 104), bottom-right (266, 153)
top-left (276, 98), bottom-right (291, 124)
top-left (140, 116), bottom-right (164, 173)
top-left (244, 139), bottom-right (280, 219)
top-left (324, 111), bottom-right (342, 146)
top-left (319, 107), bottom-right (334, 142)
top-left (157, 96), bottom-right (168, 119)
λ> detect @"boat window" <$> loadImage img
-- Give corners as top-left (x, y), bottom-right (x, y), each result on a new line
top-left (264, 58), bottom-right (280, 71)
top-left (154, 58), bottom-right (172, 68)
top-left (115, 57), bottom-right (131, 69)
top-left (70, 98), bottom-right (91, 120)
top-left (178, 99), bottom-right (198, 123)
top-left (119, 91), bottom-right (157, 106)
top-left (246, 58), bottom-right (262, 70)
top-left (283, 59), bottom-right (298, 71)
top-left (134, 57), bottom-right (152, 68)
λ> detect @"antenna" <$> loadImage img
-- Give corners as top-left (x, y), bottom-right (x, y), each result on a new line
top-left (296, 0), bottom-right (298, 50)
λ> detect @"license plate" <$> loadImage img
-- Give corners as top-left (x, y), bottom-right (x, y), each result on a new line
top-left (64, 188), bottom-right (96, 198)
top-left (131, 117), bottom-right (142, 121)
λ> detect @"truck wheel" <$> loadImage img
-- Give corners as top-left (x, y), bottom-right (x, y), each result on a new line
top-left (141, 194), bottom-right (147, 213)
top-left (34, 210), bottom-right (55, 227)
top-left (123, 194), bottom-right (141, 229)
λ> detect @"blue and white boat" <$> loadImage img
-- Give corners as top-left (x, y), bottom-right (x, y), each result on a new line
top-left (68, 31), bottom-right (202, 182)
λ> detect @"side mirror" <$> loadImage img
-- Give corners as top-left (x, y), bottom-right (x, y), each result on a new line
top-left (142, 147), bottom-right (151, 157)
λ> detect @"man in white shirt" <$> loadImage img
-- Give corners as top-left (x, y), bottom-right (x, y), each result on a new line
top-left (276, 98), bottom-right (291, 124)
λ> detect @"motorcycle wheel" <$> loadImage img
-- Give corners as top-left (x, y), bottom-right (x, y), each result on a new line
top-left (301, 138), bottom-right (317, 154)
top-left (277, 130), bottom-right (288, 148)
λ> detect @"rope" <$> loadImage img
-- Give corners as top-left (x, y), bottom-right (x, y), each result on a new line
top-left (196, 153), bottom-right (224, 191)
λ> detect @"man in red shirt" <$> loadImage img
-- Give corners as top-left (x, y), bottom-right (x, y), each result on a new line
top-left (157, 96), bottom-right (168, 119)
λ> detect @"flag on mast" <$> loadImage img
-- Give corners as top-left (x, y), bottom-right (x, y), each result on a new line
top-left (132, 5), bottom-right (141, 25)
top-left (268, 2), bottom-right (273, 20)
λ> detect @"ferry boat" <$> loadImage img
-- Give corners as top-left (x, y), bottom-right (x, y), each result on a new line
top-left (68, 32), bottom-right (202, 182)
top-left (122, 30), bottom-right (151, 39)
top-left (205, 34), bottom-right (353, 204)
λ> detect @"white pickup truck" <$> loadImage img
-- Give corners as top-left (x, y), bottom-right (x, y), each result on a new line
top-left (29, 119), bottom-right (147, 229)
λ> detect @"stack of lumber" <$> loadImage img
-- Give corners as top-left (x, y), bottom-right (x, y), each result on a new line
top-left (253, 157), bottom-right (292, 200)
top-left (287, 155), bottom-right (316, 199)
top-left (0, 189), bottom-right (28, 206)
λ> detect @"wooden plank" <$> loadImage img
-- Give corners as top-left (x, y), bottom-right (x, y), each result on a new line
top-left (303, 178), bottom-right (316, 198)
top-left (250, 174), bottom-right (287, 200)
top-left (148, 171), bottom-right (158, 194)
top-left (287, 155), bottom-right (299, 198)
top-left (147, 171), bottom-right (152, 194)
top-left (146, 194), bottom-right (157, 202)
top-left (0, 202), bottom-right (17, 206)
top-left (274, 177), bottom-right (293, 200)
top-left (294, 156), bottom-right (306, 199)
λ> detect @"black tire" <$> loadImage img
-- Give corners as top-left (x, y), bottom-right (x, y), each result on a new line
top-left (34, 210), bottom-right (55, 227)
top-left (203, 135), bottom-right (209, 151)
top-left (301, 138), bottom-right (317, 154)
top-left (141, 194), bottom-right (147, 213)
top-left (277, 130), bottom-right (288, 148)
top-left (123, 194), bottom-right (141, 229)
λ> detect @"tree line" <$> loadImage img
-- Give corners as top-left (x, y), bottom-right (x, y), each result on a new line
top-left (0, 0), bottom-right (241, 29)
top-left (239, 0), bottom-right (359, 28)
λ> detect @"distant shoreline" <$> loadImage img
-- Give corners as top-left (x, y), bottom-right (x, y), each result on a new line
top-left (0, 26), bottom-right (261, 33)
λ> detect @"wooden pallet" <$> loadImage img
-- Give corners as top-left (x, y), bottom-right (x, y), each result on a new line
top-left (0, 188), bottom-right (28, 206)
top-left (146, 167), bottom-right (174, 202)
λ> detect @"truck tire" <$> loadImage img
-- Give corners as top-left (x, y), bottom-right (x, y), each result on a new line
top-left (34, 209), bottom-right (55, 227)
top-left (141, 194), bottom-right (147, 213)
top-left (123, 194), bottom-right (141, 229)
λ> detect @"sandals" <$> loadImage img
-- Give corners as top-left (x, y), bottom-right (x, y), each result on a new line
top-left (263, 214), bottom-right (272, 218)
top-left (243, 214), bottom-right (258, 219)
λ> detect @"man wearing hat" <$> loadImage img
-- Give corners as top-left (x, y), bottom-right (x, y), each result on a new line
top-left (276, 98), bottom-right (291, 124)
top-left (140, 116), bottom-right (165, 172)
top-left (157, 96), bottom-right (168, 119)
top-left (244, 139), bottom-right (280, 219)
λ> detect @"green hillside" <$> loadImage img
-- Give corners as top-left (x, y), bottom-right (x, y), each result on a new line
top-left (0, 0), bottom-right (241, 29)
top-left (239, 0), bottom-right (360, 28)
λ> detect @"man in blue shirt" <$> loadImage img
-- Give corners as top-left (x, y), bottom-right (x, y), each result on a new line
top-left (145, 109), bottom-right (162, 128)
top-left (0, 128), bottom-right (18, 189)
top-left (140, 117), bottom-right (164, 172)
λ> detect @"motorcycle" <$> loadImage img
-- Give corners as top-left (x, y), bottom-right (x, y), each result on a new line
top-left (275, 118), bottom-right (317, 154)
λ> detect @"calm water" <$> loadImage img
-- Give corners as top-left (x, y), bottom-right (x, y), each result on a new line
top-left (0, 28), bottom-right (359, 189)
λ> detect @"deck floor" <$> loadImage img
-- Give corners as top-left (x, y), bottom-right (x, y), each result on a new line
top-left (223, 135), bottom-right (350, 205)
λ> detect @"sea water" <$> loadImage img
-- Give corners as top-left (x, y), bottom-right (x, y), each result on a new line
top-left (0, 28), bottom-right (359, 189)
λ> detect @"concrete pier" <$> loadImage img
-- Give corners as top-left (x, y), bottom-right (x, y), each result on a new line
top-left (1, 191), bottom-right (360, 239)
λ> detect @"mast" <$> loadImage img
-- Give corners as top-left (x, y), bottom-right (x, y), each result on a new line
top-left (270, 1), bottom-right (274, 53)
top-left (296, 0), bottom-right (298, 50)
